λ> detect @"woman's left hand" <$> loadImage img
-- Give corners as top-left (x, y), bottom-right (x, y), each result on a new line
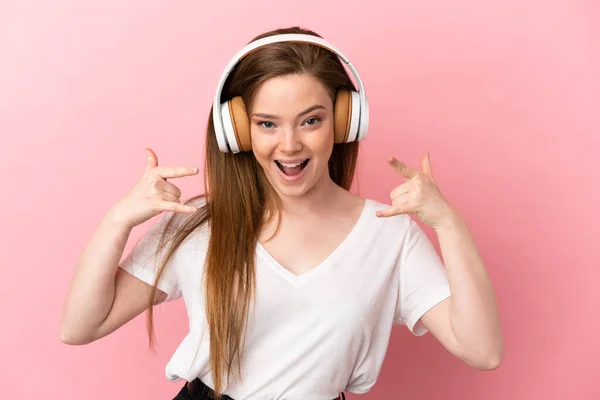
top-left (376, 152), bottom-right (457, 229)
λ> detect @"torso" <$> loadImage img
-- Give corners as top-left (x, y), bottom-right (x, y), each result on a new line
top-left (132, 195), bottom-right (451, 397)
top-left (257, 192), bottom-right (366, 276)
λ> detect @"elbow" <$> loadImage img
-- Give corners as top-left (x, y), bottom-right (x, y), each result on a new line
top-left (59, 331), bottom-right (88, 346)
top-left (474, 352), bottom-right (503, 371)
top-left (59, 326), bottom-right (95, 346)
top-left (457, 342), bottom-right (504, 371)
top-left (467, 347), bottom-right (504, 371)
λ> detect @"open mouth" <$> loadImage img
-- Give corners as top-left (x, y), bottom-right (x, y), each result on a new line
top-left (275, 158), bottom-right (310, 176)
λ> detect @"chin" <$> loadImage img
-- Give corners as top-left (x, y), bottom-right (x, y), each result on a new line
top-left (275, 184), bottom-right (312, 198)
top-left (269, 176), bottom-right (313, 198)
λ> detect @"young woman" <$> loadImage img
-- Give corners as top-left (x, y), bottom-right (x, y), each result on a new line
top-left (60, 26), bottom-right (503, 400)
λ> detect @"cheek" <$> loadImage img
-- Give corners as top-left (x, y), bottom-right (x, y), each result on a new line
top-left (312, 129), bottom-right (335, 157)
top-left (250, 130), bottom-right (272, 164)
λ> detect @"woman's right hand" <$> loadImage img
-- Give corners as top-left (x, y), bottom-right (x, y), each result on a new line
top-left (110, 148), bottom-right (200, 229)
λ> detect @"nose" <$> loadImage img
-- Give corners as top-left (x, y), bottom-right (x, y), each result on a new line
top-left (280, 127), bottom-right (302, 153)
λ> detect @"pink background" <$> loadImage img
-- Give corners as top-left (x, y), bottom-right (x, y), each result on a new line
top-left (1, 0), bottom-right (598, 398)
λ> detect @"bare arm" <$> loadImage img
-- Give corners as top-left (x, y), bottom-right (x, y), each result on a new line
top-left (378, 154), bottom-right (503, 370)
top-left (420, 209), bottom-right (503, 370)
top-left (59, 207), bottom-right (166, 345)
top-left (59, 148), bottom-right (199, 345)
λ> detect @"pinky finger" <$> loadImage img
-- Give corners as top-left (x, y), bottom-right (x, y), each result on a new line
top-left (376, 206), bottom-right (407, 218)
top-left (160, 201), bottom-right (198, 214)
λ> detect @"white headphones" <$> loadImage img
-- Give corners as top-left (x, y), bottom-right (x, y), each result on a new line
top-left (212, 33), bottom-right (369, 153)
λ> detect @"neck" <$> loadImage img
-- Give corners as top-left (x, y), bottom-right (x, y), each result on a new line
top-left (277, 176), bottom-right (345, 218)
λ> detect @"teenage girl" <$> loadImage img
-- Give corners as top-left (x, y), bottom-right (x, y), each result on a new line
top-left (60, 26), bottom-right (503, 400)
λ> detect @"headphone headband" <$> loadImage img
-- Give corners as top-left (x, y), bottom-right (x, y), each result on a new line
top-left (212, 33), bottom-right (368, 152)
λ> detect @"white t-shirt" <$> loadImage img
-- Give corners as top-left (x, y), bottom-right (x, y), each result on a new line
top-left (119, 197), bottom-right (451, 399)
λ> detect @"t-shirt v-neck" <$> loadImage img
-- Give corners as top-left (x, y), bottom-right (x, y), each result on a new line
top-left (255, 199), bottom-right (372, 288)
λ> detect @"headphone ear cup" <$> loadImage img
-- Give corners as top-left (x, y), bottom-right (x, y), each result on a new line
top-left (334, 89), bottom-right (361, 144)
top-left (220, 96), bottom-right (252, 153)
top-left (228, 96), bottom-right (252, 152)
top-left (334, 90), bottom-right (351, 143)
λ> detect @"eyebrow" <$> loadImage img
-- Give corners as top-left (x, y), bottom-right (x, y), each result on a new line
top-left (251, 104), bottom-right (326, 119)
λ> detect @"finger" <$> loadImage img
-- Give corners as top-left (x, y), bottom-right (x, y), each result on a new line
top-left (153, 165), bottom-right (199, 180)
top-left (377, 193), bottom-right (421, 216)
top-left (420, 152), bottom-right (436, 182)
top-left (375, 206), bottom-right (407, 218)
top-left (388, 157), bottom-right (419, 179)
top-left (158, 200), bottom-right (198, 214)
top-left (145, 148), bottom-right (158, 171)
top-left (160, 181), bottom-right (182, 198)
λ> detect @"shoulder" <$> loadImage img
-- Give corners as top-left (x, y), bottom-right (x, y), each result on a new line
top-left (338, 193), bottom-right (411, 226)
top-left (149, 194), bottom-right (210, 249)
top-left (362, 197), bottom-right (435, 255)
top-left (364, 197), bottom-right (413, 231)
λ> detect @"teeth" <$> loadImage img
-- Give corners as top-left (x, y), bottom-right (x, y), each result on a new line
top-left (277, 160), bottom-right (305, 168)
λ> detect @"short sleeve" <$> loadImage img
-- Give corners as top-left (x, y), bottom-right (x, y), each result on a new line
top-left (394, 218), bottom-right (451, 336)
top-left (119, 211), bottom-right (182, 304)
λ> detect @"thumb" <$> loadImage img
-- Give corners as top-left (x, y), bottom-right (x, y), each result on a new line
top-left (145, 148), bottom-right (158, 171)
top-left (420, 152), bottom-right (435, 182)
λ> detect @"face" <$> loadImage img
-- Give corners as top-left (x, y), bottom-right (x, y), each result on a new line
top-left (249, 73), bottom-right (335, 199)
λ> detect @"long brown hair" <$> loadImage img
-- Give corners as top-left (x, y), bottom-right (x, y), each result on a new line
top-left (146, 26), bottom-right (361, 397)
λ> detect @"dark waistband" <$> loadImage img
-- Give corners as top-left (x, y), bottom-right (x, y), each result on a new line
top-left (185, 378), bottom-right (234, 400)
top-left (185, 378), bottom-right (345, 400)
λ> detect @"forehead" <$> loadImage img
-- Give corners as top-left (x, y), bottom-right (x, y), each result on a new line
top-left (251, 73), bottom-right (332, 114)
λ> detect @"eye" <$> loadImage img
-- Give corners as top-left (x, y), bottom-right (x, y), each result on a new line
top-left (259, 121), bottom-right (275, 129)
top-left (304, 117), bottom-right (321, 126)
